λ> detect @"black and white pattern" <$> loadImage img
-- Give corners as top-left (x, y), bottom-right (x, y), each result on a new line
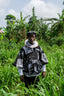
top-left (13, 40), bottom-right (48, 77)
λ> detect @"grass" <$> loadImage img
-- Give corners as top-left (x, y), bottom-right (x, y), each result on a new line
top-left (0, 39), bottom-right (64, 96)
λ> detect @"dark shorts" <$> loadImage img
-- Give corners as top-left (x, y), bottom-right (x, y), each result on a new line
top-left (24, 75), bottom-right (39, 88)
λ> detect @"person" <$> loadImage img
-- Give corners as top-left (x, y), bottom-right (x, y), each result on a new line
top-left (13, 31), bottom-right (48, 88)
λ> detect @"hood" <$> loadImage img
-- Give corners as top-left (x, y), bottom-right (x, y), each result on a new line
top-left (25, 39), bottom-right (38, 48)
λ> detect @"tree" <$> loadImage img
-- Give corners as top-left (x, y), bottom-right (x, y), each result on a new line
top-left (5, 12), bottom-right (30, 42)
top-left (5, 14), bottom-right (16, 26)
top-left (5, 14), bottom-right (16, 22)
top-left (48, 9), bottom-right (64, 46)
top-left (5, 14), bottom-right (16, 41)
top-left (14, 12), bottom-right (30, 42)
top-left (50, 9), bottom-right (64, 37)
top-left (28, 7), bottom-right (39, 31)
top-left (28, 7), bottom-right (49, 40)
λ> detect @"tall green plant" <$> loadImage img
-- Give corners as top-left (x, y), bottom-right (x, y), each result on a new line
top-left (28, 7), bottom-right (39, 31)
top-left (50, 9), bottom-right (64, 37)
top-left (5, 13), bottom-right (30, 42)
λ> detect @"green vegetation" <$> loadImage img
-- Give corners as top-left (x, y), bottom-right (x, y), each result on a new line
top-left (1, 7), bottom-right (63, 45)
top-left (0, 7), bottom-right (64, 96)
top-left (0, 39), bottom-right (64, 96)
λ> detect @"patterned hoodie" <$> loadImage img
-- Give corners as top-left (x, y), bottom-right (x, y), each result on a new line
top-left (13, 40), bottom-right (48, 77)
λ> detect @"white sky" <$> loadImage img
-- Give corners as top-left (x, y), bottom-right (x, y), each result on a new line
top-left (0, 0), bottom-right (64, 27)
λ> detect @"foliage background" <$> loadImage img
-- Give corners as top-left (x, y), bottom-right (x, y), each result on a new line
top-left (0, 7), bottom-right (64, 96)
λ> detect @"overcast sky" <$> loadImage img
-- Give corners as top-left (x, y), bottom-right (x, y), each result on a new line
top-left (0, 0), bottom-right (64, 27)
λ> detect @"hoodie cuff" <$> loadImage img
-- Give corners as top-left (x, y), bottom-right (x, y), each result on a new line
top-left (17, 68), bottom-right (23, 76)
top-left (42, 65), bottom-right (46, 72)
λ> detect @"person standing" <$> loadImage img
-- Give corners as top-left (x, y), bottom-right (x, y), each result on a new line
top-left (13, 31), bottom-right (48, 88)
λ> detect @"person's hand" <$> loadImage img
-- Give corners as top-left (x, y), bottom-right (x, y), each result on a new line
top-left (20, 75), bottom-right (25, 82)
top-left (42, 71), bottom-right (46, 77)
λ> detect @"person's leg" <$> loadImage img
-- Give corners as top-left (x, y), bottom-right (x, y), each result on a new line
top-left (34, 76), bottom-right (39, 88)
top-left (24, 76), bottom-right (29, 88)
top-left (24, 76), bottom-right (36, 88)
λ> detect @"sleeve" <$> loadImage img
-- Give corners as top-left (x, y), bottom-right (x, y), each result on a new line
top-left (12, 48), bottom-right (25, 68)
top-left (40, 47), bottom-right (48, 64)
top-left (41, 65), bottom-right (46, 72)
top-left (17, 67), bottom-right (24, 76)
top-left (16, 48), bottom-right (25, 68)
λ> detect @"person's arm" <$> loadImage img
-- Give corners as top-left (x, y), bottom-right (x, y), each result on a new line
top-left (39, 47), bottom-right (48, 77)
top-left (17, 48), bottom-right (25, 82)
top-left (18, 68), bottom-right (25, 82)
top-left (40, 47), bottom-right (48, 64)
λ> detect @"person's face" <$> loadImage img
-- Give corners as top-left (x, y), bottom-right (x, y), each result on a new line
top-left (28, 34), bottom-right (36, 44)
